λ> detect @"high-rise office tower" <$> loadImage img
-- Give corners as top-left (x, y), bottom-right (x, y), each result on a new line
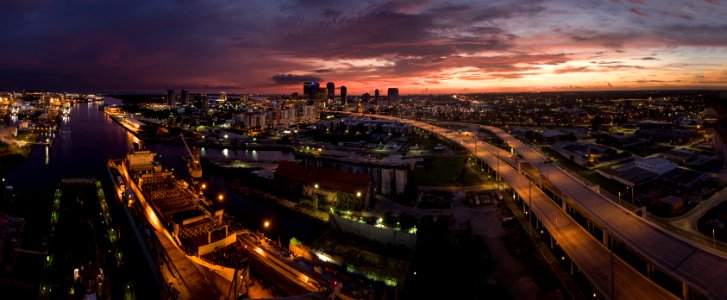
top-left (362, 93), bottom-right (370, 103)
top-left (340, 86), bottom-right (347, 105)
top-left (220, 92), bottom-right (227, 101)
top-left (303, 82), bottom-right (320, 99)
top-left (326, 82), bottom-right (335, 100)
top-left (387, 88), bottom-right (399, 105)
top-left (167, 89), bottom-right (177, 106)
top-left (180, 90), bottom-right (189, 106)
top-left (198, 94), bottom-right (209, 113)
top-left (374, 89), bottom-right (379, 103)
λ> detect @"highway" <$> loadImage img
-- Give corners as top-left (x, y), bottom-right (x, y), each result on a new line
top-left (479, 124), bottom-right (727, 299)
top-left (333, 112), bottom-right (727, 299)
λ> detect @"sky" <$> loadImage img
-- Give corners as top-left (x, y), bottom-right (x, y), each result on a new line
top-left (0, 0), bottom-right (726, 94)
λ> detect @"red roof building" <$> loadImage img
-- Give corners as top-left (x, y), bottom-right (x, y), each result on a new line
top-left (275, 161), bottom-right (372, 210)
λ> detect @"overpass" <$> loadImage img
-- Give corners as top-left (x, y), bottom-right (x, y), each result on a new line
top-left (331, 112), bottom-right (727, 299)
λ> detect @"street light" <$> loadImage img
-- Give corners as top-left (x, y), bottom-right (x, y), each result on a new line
top-left (627, 186), bottom-right (634, 206)
top-left (218, 194), bottom-right (224, 201)
top-left (617, 192), bottom-right (621, 206)
top-left (473, 131), bottom-right (477, 158)
top-left (314, 184), bottom-right (319, 189)
top-left (201, 183), bottom-right (206, 190)
top-left (528, 179), bottom-right (532, 226)
top-left (264, 220), bottom-right (270, 229)
top-left (356, 191), bottom-right (361, 198)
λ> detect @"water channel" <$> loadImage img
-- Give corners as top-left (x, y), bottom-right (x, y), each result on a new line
top-left (2, 97), bottom-right (326, 295)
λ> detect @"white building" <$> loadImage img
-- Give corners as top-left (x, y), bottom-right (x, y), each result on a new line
top-left (242, 112), bottom-right (267, 129)
top-left (297, 105), bottom-right (318, 124)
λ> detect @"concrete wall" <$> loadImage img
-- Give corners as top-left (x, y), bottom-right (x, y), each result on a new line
top-left (329, 214), bottom-right (416, 249)
top-left (395, 169), bottom-right (407, 195)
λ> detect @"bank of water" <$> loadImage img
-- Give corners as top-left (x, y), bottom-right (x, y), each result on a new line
top-left (2, 98), bottom-right (325, 296)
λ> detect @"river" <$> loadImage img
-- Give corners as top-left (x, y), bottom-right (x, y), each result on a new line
top-left (2, 97), bottom-right (326, 295)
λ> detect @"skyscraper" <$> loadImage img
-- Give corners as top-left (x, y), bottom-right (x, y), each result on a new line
top-left (374, 89), bottom-right (379, 104)
top-left (303, 82), bottom-right (320, 99)
top-left (180, 89), bottom-right (189, 106)
top-left (326, 82), bottom-right (335, 100)
top-left (167, 89), bottom-right (177, 106)
top-left (198, 94), bottom-right (209, 113)
top-left (220, 92), bottom-right (227, 101)
top-left (340, 86), bottom-right (347, 105)
top-left (387, 88), bottom-right (399, 106)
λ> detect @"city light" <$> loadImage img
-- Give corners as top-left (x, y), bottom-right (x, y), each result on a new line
top-left (5, 4), bottom-right (727, 298)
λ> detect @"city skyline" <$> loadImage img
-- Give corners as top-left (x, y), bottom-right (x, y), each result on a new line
top-left (1, 0), bottom-right (726, 94)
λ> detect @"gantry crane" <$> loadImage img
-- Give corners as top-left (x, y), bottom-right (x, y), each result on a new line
top-left (179, 133), bottom-right (202, 179)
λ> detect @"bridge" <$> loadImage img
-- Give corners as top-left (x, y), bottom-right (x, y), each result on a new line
top-left (333, 112), bottom-right (727, 299)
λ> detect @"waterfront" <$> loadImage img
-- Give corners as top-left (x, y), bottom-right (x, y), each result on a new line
top-left (1, 97), bottom-right (325, 296)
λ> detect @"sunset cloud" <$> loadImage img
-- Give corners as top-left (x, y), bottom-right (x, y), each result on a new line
top-left (0, 0), bottom-right (725, 93)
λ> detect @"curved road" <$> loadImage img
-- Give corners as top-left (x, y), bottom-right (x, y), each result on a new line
top-left (479, 124), bottom-right (727, 300)
top-left (333, 112), bottom-right (727, 299)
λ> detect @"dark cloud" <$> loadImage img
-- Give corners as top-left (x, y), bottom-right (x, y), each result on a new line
top-left (633, 57), bottom-right (659, 60)
top-left (0, 0), bottom-right (723, 92)
top-left (658, 10), bottom-right (693, 20)
top-left (570, 31), bottom-right (640, 49)
top-left (271, 74), bottom-right (323, 85)
top-left (657, 24), bottom-right (727, 46)
top-left (0, 0), bottom-right (47, 13)
top-left (259, 1), bottom-right (543, 60)
top-left (629, 7), bottom-right (648, 17)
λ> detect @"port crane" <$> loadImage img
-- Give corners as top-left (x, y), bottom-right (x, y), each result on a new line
top-left (179, 133), bottom-right (202, 179)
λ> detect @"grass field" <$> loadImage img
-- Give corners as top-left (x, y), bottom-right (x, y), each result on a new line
top-left (413, 156), bottom-right (485, 186)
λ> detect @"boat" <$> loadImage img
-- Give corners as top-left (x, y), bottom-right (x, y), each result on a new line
top-left (106, 147), bottom-right (357, 299)
top-left (39, 179), bottom-right (110, 299)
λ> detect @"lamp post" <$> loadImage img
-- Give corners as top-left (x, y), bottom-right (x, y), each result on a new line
top-left (609, 228), bottom-right (615, 300)
top-left (528, 179), bottom-right (532, 226)
top-left (262, 220), bottom-right (270, 239)
top-left (314, 184), bottom-right (319, 209)
top-left (618, 192), bottom-right (621, 206)
top-left (497, 148), bottom-right (500, 191)
top-left (627, 186), bottom-right (634, 206)
top-left (474, 130), bottom-right (478, 159)
top-left (713, 229), bottom-right (716, 249)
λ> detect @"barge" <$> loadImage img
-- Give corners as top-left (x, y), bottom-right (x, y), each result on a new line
top-left (107, 148), bottom-right (350, 299)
